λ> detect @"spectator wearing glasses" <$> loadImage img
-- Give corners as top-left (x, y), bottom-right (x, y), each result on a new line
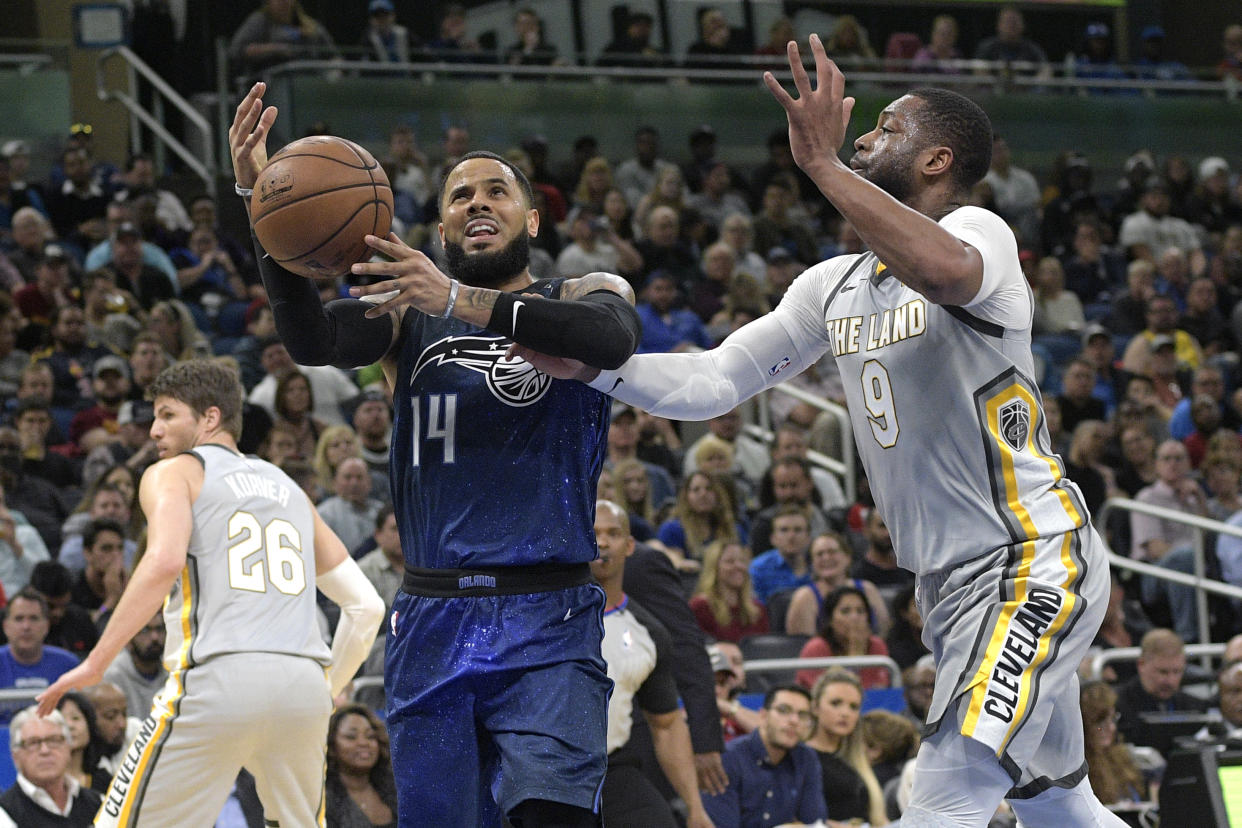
top-left (701, 683), bottom-right (826, 827)
top-left (0, 706), bottom-right (102, 826)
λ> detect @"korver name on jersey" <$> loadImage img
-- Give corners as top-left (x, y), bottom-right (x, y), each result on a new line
top-left (825, 298), bottom-right (927, 357)
top-left (222, 471), bottom-right (293, 507)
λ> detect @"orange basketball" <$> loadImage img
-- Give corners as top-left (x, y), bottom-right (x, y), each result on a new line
top-left (250, 135), bottom-right (394, 279)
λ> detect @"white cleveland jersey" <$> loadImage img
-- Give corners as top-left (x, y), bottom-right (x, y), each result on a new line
top-left (162, 445), bottom-right (330, 672)
top-left (772, 207), bottom-right (1089, 576)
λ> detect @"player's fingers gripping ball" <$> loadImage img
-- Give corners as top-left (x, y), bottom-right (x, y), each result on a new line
top-left (251, 135), bottom-right (394, 279)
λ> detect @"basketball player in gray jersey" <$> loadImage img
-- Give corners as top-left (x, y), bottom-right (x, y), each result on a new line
top-left (519, 38), bottom-right (1126, 828)
top-left (38, 360), bottom-right (384, 827)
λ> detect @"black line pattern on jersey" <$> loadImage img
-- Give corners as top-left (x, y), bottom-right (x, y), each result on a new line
top-left (821, 253), bottom-right (874, 319)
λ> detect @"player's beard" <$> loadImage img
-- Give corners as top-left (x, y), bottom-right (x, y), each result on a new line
top-left (852, 148), bottom-right (918, 205)
top-left (444, 229), bottom-right (531, 289)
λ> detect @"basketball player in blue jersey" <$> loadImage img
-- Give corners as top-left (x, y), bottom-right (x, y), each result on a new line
top-left (517, 39), bottom-right (1129, 828)
top-left (230, 83), bottom-right (647, 828)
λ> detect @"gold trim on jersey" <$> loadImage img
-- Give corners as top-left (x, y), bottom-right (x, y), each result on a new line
top-left (959, 384), bottom-right (1086, 749)
top-left (103, 568), bottom-right (196, 826)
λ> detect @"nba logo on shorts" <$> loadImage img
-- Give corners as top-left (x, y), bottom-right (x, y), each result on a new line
top-left (999, 400), bottom-right (1030, 451)
top-left (390, 609), bottom-right (399, 636)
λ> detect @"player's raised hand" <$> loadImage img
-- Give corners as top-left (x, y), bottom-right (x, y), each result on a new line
top-left (35, 659), bottom-right (104, 718)
top-left (762, 33), bottom-right (855, 180)
top-left (349, 233), bottom-right (455, 319)
top-left (229, 81), bottom-right (278, 190)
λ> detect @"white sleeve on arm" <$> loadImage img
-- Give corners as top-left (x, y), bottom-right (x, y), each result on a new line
top-left (589, 260), bottom-right (840, 420)
top-left (946, 206), bottom-right (1032, 329)
top-left (316, 556), bottom-right (386, 696)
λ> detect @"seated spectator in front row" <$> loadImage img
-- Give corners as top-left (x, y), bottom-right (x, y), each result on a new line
top-left (1081, 680), bottom-right (1149, 807)
top-left (81, 682), bottom-right (136, 780)
top-left (701, 685), bottom-right (826, 827)
top-left (56, 692), bottom-right (112, 793)
top-left (325, 704), bottom-right (398, 828)
top-left (0, 706), bottom-right (102, 827)
top-left (0, 589), bottom-right (79, 725)
top-left (1114, 628), bottom-right (1208, 756)
top-left (804, 669), bottom-right (887, 827)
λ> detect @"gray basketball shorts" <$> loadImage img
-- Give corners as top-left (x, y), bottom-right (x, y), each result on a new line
top-left (916, 524), bottom-right (1110, 784)
top-left (95, 651), bottom-right (332, 828)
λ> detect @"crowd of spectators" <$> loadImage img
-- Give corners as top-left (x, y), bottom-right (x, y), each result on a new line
top-left (3, 4), bottom-right (1242, 825)
top-left (223, 1), bottom-right (1242, 89)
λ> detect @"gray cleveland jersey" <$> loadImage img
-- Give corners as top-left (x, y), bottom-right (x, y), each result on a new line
top-left (162, 445), bottom-right (330, 671)
top-left (777, 207), bottom-right (1090, 575)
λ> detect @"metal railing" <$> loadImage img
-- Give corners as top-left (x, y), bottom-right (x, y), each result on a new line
top-left (748, 385), bottom-right (856, 505)
top-left (744, 654), bottom-right (902, 687)
top-left (1090, 643), bottom-right (1226, 683)
top-left (259, 55), bottom-right (1241, 101)
top-left (0, 53), bottom-right (52, 74)
top-left (1097, 497), bottom-right (1242, 654)
top-left (95, 45), bottom-right (217, 196)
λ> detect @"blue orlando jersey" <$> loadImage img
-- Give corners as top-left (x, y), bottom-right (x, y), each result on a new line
top-left (391, 278), bottom-right (611, 569)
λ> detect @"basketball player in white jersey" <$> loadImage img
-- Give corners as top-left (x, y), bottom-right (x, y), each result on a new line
top-left (38, 359), bottom-right (385, 827)
top-left (517, 37), bottom-right (1127, 827)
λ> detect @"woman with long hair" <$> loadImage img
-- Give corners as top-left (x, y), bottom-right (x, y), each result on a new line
top-left (632, 165), bottom-right (687, 240)
top-left (656, 470), bottom-right (740, 572)
top-left (785, 531), bottom-right (889, 638)
top-left (611, 457), bottom-right (657, 541)
top-left (69, 463), bottom-right (145, 537)
top-left (689, 540), bottom-right (768, 642)
top-left (325, 703), bottom-right (398, 827)
top-left (274, 369), bottom-right (327, 461)
top-left (58, 692), bottom-right (112, 793)
top-left (602, 187), bottom-right (636, 242)
top-left (806, 669), bottom-right (888, 826)
top-left (147, 299), bottom-right (211, 362)
top-left (796, 585), bottom-right (891, 691)
top-left (1080, 680), bottom-right (1148, 805)
top-left (314, 424), bottom-right (389, 505)
top-left (570, 156), bottom-right (615, 218)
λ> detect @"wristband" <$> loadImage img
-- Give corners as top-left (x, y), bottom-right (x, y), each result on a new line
top-left (441, 279), bottom-right (460, 318)
top-left (234, 182), bottom-right (254, 198)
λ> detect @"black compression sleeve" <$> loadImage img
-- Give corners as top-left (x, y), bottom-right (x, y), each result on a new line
top-left (486, 288), bottom-right (641, 370)
top-left (254, 235), bottom-right (393, 369)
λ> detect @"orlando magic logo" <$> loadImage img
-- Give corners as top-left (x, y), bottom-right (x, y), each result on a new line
top-left (999, 399), bottom-right (1030, 451)
top-left (411, 335), bottom-right (552, 406)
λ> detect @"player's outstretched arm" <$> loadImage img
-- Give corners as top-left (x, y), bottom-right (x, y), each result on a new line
top-left (37, 457), bottom-right (194, 716)
top-left (515, 306), bottom-right (822, 422)
top-left (310, 501), bottom-right (384, 697)
top-left (764, 34), bottom-right (984, 305)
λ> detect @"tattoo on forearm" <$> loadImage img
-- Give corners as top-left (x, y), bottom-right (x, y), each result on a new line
top-left (459, 286), bottom-right (499, 312)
